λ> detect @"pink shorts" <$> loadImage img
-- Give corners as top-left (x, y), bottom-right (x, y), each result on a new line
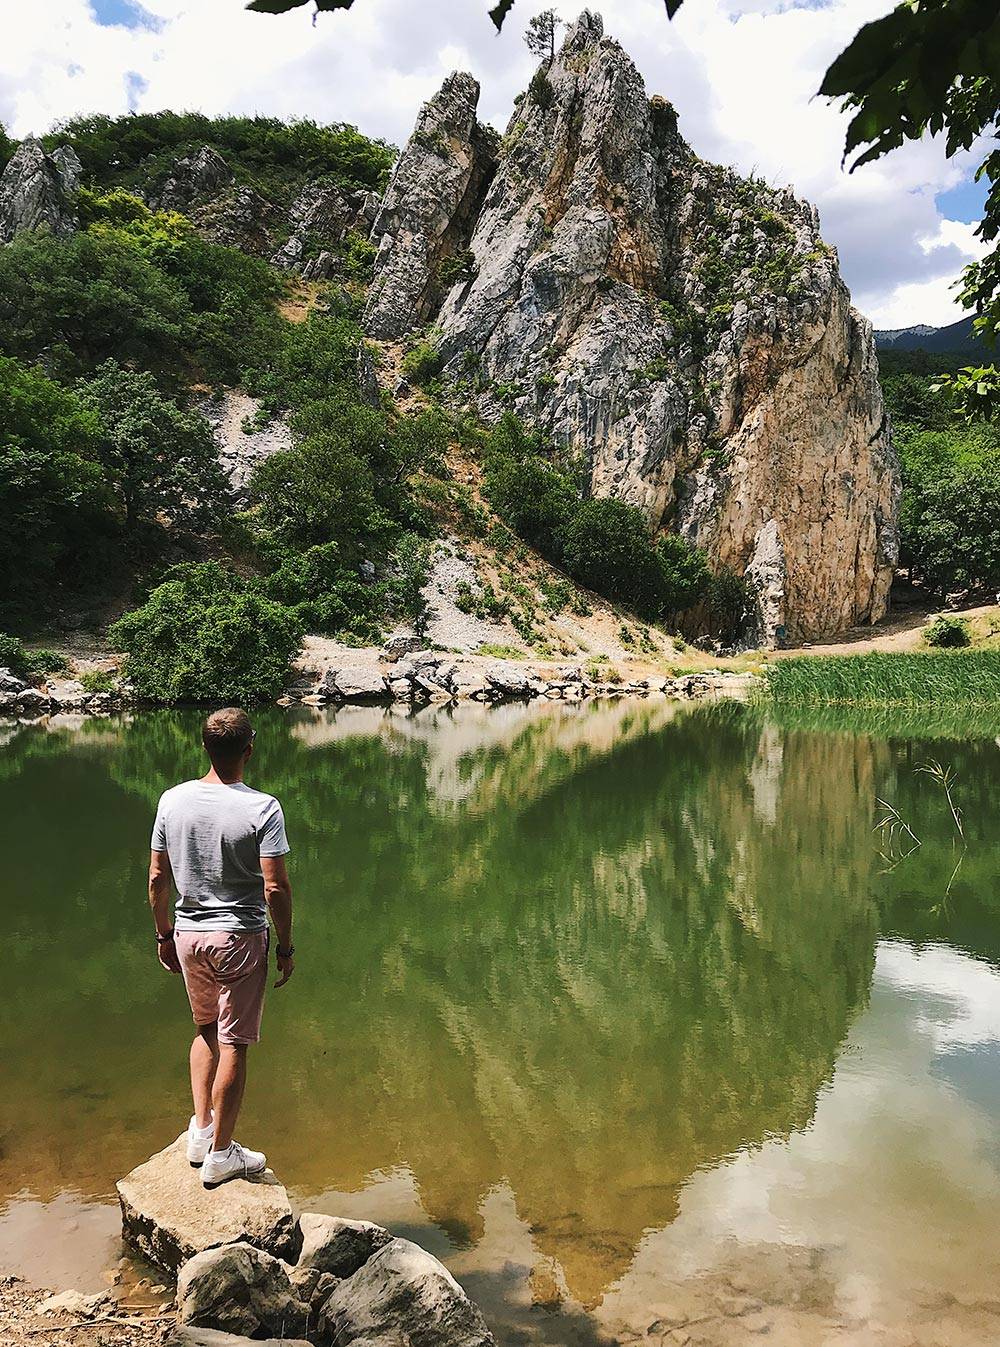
top-left (175, 930), bottom-right (269, 1045)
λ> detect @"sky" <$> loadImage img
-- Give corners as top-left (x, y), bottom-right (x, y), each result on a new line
top-left (0, 0), bottom-right (990, 328)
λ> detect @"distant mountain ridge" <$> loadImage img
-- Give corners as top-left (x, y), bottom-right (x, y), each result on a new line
top-left (875, 315), bottom-right (982, 354)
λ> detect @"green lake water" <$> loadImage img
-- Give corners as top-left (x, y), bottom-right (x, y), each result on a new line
top-left (3, 698), bottom-right (1000, 1344)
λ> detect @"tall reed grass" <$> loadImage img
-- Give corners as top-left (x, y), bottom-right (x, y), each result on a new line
top-left (764, 650), bottom-right (1000, 706)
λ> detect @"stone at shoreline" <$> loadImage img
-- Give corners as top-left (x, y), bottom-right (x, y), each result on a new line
top-left (297, 1213), bottom-right (393, 1279)
top-left (319, 1237), bottom-right (496, 1347)
top-left (0, 667), bottom-right (27, 693)
top-left (117, 1134), bottom-right (300, 1274)
top-left (177, 1243), bottom-right (308, 1338)
top-left (170, 1328), bottom-right (311, 1347)
top-left (35, 1290), bottom-right (109, 1318)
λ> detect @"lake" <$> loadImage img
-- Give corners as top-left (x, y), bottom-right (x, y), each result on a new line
top-left (3, 698), bottom-right (1000, 1345)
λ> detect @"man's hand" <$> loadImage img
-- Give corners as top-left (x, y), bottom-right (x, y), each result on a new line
top-left (157, 936), bottom-right (182, 975)
top-left (274, 951), bottom-right (295, 988)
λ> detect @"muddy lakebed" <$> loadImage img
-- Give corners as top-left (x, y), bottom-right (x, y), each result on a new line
top-left (3, 698), bottom-right (1000, 1346)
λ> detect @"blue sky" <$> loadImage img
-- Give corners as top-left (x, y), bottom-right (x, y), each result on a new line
top-left (0, 0), bottom-right (989, 327)
top-left (89, 0), bottom-right (160, 30)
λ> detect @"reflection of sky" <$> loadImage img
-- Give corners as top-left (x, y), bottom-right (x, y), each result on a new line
top-left (875, 939), bottom-right (1000, 1053)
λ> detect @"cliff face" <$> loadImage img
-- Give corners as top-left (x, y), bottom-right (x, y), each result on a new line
top-left (369, 11), bottom-right (899, 644)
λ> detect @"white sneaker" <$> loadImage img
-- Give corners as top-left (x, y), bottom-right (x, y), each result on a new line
top-left (201, 1141), bottom-right (267, 1190)
top-left (186, 1116), bottom-right (214, 1168)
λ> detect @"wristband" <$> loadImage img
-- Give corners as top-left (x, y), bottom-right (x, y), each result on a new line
top-left (156, 929), bottom-right (175, 943)
top-left (277, 944), bottom-right (295, 959)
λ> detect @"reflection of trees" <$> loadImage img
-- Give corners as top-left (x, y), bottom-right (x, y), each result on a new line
top-left (0, 702), bottom-right (890, 1307)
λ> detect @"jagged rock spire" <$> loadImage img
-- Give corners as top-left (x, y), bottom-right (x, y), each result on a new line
top-left (363, 72), bottom-right (497, 341)
top-left (0, 137), bottom-right (80, 243)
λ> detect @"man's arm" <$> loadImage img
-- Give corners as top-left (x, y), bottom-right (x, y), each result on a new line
top-left (262, 854), bottom-right (295, 988)
top-left (149, 849), bottom-right (181, 974)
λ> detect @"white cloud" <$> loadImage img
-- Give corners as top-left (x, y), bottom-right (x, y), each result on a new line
top-left (0, 0), bottom-right (987, 326)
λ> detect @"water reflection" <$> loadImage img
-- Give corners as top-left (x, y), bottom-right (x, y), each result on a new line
top-left (2, 701), bottom-right (1000, 1342)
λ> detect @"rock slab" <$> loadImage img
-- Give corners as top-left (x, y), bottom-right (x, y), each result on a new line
top-left (117, 1134), bottom-right (300, 1273)
top-left (319, 1236), bottom-right (496, 1347)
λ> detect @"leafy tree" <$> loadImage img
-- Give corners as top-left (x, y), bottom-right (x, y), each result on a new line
top-left (481, 414), bottom-right (576, 558)
top-left (525, 9), bottom-right (561, 64)
top-left (247, 426), bottom-right (383, 557)
top-left (0, 357), bottom-right (111, 617)
top-left (0, 230), bottom-right (194, 381)
top-left (819, 0), bottom-right (1000, 413)
top-left (76, 362), bottom-right (229, 539)
top-left (110, 562), bottom-right (303, 704)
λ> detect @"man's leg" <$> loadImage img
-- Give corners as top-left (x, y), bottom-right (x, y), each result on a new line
top-left (212, 1042), bottom-right (248, 1151)
top-left (190, 1022), bottom-right (219, 1130)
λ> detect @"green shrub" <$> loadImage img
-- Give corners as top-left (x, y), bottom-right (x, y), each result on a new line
top-left (110, 563), bottom-right (303, 704)
top-left (402, 339), bottom-right (444, 387)
top-left (0, 633), bottom-right (29, 677)
top-left (26, 648), bottom-right (69, 675)
top-left (80, 669), bottom-right (118, 694)
top-left (924, 614), bottom-right (972, 647)
top-left (438, 250), bottom-right (476, 289)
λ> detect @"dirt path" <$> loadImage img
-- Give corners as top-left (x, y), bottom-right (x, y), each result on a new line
top-left (770, 602), bottom-right (1000, 659)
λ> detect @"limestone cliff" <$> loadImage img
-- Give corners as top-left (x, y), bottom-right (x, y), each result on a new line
top-left (367, 11), bottom-right (899, 644)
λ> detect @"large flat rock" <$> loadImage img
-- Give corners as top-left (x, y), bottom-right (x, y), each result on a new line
top-left (117, 1134), bottom-right (300, 1274)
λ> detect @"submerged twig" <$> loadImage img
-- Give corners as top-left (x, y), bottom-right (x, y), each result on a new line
top-left (874, 796), bottom-right (921, 868)
top-left (917, 759), bottom-right (965, 838)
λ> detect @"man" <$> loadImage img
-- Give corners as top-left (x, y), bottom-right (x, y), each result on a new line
top-left (148, 707), bottom-right (295, 1189)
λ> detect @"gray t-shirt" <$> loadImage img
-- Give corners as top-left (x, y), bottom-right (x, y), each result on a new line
top-left (151, 780), bottom-right (290, 932)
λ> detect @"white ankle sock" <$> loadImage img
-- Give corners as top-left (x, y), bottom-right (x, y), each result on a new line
top-left (194, 1120), bottom-right (213, 1133)
top-left (209, 1145), bottom-right (233, 1160)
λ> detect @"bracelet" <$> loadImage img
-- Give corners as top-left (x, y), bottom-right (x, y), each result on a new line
top-left (277, 944), bottom-right (295, 958)
top-left (155, 929), bottom-right (175, 943)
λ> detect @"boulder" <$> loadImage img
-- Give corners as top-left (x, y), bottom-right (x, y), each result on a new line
top-left (177, 1243), bottom-right (308, 1339)
top-left (0, 667), bottom-right (27, 694)
top-left (170, 1328), bottom-right (311, 1347)
top-left (271, 234), bottom-right (304, 271)
top-left (301, 249), bottom-right (336, 281)
top-left (286, 1264), bottom-right (339, 1313)
top-left (318, 1237), bottom-right (495, 1347)
top-left (15, 688), bottom-right (52, 717)
top-left (298, 1213), bottom-right (393, 1279)
top-left (0, 137), bottom-right (79, 243)
top-left (117, 1133), bottom-right (300, 1274)
top-left (383, 635), bottom-right (425, 663)
top-left (321, 668), bottom-right (389, 703)
top-left (363, 73), bottom-right (498, 340)
top-left (484, 665), bottom-right (535, 699)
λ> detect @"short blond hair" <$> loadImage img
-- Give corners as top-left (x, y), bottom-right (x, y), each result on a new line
top-left (202, 707), bottom-right (253, 766)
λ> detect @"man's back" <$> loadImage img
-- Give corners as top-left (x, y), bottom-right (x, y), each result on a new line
top-left (152, 779), bottom-right (289, 932)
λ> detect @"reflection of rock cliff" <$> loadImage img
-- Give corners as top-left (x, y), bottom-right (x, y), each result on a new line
top-left (2, 705), bottom-right (882, 1309)
top-left (369, 12), bottom-right (899, 644)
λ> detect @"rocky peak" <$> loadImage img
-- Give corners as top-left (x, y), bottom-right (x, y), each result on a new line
top-left (368, 12), bottom-right (900, 645)
top-left (363, 71), bottom-right (498, 340)
top-left (0, 137), bottom-right (80, 243)
top-left (155, 145), bottom-right (234, 213)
